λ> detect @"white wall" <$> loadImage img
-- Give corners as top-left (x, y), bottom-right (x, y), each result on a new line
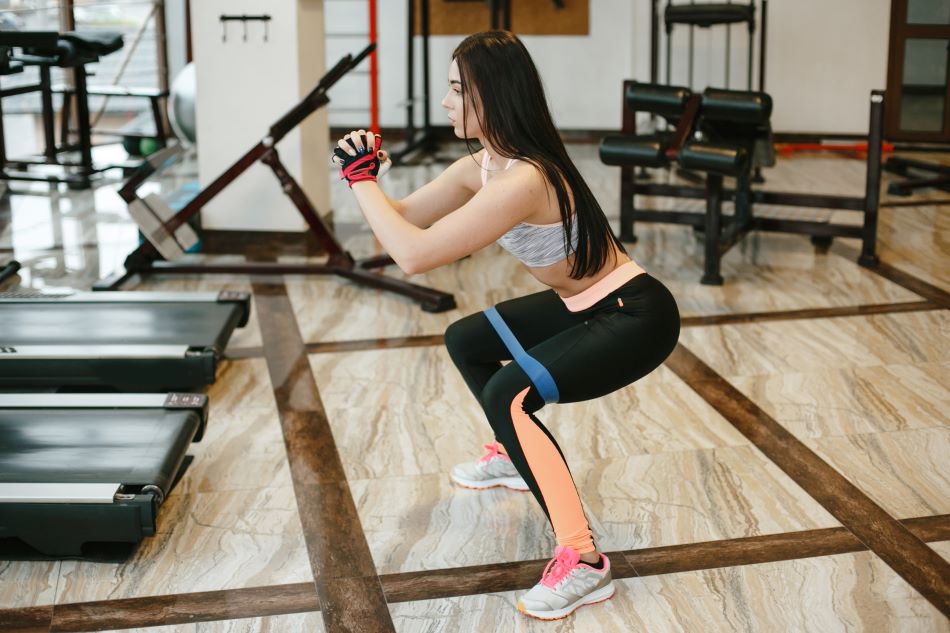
top-left (323, 0), bottom-right (890, 135)
top-left (191, 0), bottom-right (328, 232)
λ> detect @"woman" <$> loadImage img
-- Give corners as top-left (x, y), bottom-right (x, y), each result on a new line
top-left (332, 31), bottom-right (679, 621)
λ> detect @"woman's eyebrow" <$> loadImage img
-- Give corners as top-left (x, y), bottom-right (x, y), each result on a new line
top-left (449, 79), bottom-right (461, 86)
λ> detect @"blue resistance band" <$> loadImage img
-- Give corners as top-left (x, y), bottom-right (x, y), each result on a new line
top-left (483, 306), bottom-right (560, 404)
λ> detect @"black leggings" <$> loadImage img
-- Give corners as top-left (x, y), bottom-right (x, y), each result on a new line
top-left (444, 273), bottom-right (680, 553)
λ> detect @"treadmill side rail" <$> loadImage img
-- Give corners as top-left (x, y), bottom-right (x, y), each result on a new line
top-left (0, 344), bottom-right (191, 359)
top-left (0, 392), bottom-right (208, 423)
top-left (0, 482), bottom-right (121, 503)
top-left (0, 291), bottom-right (227, 303)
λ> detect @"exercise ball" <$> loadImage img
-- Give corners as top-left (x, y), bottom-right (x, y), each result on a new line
top-left (168, 62), bottom-right (197, 145)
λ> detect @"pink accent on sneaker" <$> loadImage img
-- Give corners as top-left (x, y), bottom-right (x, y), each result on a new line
top-left (540, 546), bottom-right (581, 589)
top-left (478, 441), bottom-right (510, 465)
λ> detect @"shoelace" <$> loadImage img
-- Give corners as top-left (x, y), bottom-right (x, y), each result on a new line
top-left (540, 546), bottom-right (581, 588)
top-left (477, 441), bottom-right (508, 465)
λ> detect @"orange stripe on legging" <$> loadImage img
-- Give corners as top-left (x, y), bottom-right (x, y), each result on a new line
top-left (509, 387), bottom-right (595, 553)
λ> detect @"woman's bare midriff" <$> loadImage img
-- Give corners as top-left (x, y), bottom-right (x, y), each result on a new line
top-left (528, 245), bottom-right (643, 299)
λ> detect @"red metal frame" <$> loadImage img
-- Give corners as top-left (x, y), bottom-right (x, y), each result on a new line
top-left (369, 0), bottom-right (379, 134)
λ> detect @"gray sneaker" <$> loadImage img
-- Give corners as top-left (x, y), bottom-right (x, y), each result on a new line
top-left (450, 442), bottom-right (530, 491)
top-left (517, 546), bottom-right (615, 620)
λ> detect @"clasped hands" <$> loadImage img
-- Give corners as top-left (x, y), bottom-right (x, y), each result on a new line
top-left (330, 129), bottom-right (391, 188)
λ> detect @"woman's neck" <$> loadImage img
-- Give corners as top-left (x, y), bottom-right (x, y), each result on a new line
top-left (481, 141), bottom-right (507, 168)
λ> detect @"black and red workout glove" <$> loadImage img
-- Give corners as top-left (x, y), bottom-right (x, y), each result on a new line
top-left (334, 134), bottom-right (383, 188)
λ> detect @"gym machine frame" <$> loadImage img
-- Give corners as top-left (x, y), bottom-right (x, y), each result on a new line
top-left (95, 44), bottom-right (456, 313)
top-left (615, 84), bottom-right (884, 275)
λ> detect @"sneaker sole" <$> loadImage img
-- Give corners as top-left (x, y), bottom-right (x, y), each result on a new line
top-left (517, 581), bottom-right (616, 621)
top-left (450, 473), bottom-right (530, 492)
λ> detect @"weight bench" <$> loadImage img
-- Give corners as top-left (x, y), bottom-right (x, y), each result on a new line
top-left (94, 44), bottom-right (456, 313)
top-left (0, 393), bottom-right (206, 556)
top-left (0, 30), bottom-right (165, 189)
top-left (600, 81), bottom-right (884, 284)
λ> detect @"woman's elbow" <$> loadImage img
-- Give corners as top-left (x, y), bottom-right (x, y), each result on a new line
top-left (395, 254), bottom-right (427, 276)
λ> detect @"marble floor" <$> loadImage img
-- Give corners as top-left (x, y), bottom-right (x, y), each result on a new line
top-left (0, 136), bottom-right (947, 633)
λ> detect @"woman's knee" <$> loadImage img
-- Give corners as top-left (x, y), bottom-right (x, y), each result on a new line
top-left (444, 313), bottom-right (488, 361)
top-left (481, 370), bottom-right (544, 422)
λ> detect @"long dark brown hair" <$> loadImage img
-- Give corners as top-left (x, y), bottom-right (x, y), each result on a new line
top-left (453, 31), bottom-right (624, 279)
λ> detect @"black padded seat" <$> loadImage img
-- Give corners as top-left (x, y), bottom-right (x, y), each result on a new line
top-left (665, 3), bottom-right (754, 28)
top-left (22, 30), bottom-right (123, 67)
top-left (702, 88), bottom-right (772, 124)
top-left (626, 82), bottom-right (692, 118)
top-left (60, 31), bottom-right (124, 56)
top-left (600, 134), bottom-right (671, 168)
top-left (678, 142), bottom-right (748, 176)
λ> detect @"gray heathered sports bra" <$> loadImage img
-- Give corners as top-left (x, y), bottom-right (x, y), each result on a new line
top-left (481, 153), bottom-right (579, 268)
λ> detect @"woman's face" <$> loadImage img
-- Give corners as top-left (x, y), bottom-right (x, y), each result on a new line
top-left (441, 59), bottom-right (482, 139)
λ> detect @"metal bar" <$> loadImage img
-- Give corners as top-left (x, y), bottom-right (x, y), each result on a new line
top-left (0, 87), bottom-right (5, 167)
top-left (650, 0), bottom-right (659, 84)
top-left (260, 148), bottom-right (348, 260)
top-left (751, 218), bottom-right (864, 238)
top-left (421, 0), bottom-right (431, 134)
top-left (665, 0), bottom-right (672, 85)
top-left (759, 0), bottom-right (768, 90)
top-left (631, 182), bottom-right (866, 211)
top-left (0, 83), bottom-right (44, 98)
top-left (725, 6), bottom-right (731, 88)
top-left (406, 0), bottom-right (415, 137)
top-left (688, 0), bottom-right (695, 88)
top-left (39, 66), bottom-right (57, 162)
top-left (747, 3), bottom-right (754, 90)
top-left (73, 65), bottom-right (94, 185)
top-left (369, 0), bottom-right (379, 133)
top-left (889, 174), bottom-right (950, 195)
top-left (631, 209), bottom-right (706, 226)
top-left (860, 91), bottom-right (884, 265)
top-left (702, 173), bottom-right (725, 285)
top-left (885, 156), bottom-right (950, 175)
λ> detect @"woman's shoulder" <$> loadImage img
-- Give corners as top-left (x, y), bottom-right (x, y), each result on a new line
top-left (441, 149), bottom-right (487, 193)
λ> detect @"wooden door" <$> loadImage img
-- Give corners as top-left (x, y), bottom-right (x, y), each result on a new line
top-left (886, 0), bottom-right (950, 141)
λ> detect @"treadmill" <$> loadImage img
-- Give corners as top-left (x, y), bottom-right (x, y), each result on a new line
top-left (0, 290), bottom-right (250, 390)
top-left (0, 392), bottom-right (207, 556)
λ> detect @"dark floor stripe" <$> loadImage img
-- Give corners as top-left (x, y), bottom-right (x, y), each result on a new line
top-left (0, 605), bottom-right (52, 633)
top-left (225, 301), bottom-right (940, 361)
top-left (48, 584), bottom-right (318, 632)
top-left (305, 334), bottom-right (446, 355)
top-left (833, 243), bottom-right (950, 309)
top-left (666, 344), bottom-right (950, 616)
top-left (626, 514), bottom-right (950, 577)
top-left (381, 514), bottom-right (950, 604)
top-left (251, 280), bottom-right (395, 633)
top-left (4, 515), bottom-right (947, 631)
top-left (679, 300), bottom-right (938, 327)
